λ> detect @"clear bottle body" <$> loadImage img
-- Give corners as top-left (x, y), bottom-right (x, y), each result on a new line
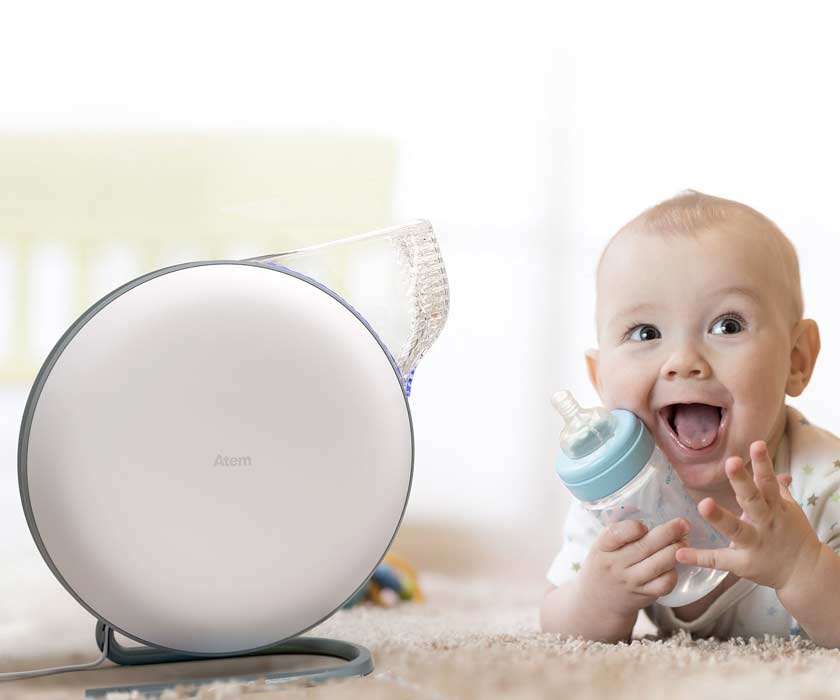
top-left (582, 445), bottom-right (729, 607)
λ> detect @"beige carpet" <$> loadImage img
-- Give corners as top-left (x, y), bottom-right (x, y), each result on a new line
top-left (2, 572), bottom-right (840, 700)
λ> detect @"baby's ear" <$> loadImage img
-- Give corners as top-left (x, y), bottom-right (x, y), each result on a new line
top-left (585, 348), bottom-right (602, 398)
top-left (786, 319), bottom-right (821, 397)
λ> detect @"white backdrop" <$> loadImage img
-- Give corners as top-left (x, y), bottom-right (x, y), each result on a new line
top-left (2, 2), bottom-right (840, 579)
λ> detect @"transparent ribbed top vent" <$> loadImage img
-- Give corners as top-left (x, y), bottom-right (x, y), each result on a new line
top-left (247, 220), bottom-right (449, 396)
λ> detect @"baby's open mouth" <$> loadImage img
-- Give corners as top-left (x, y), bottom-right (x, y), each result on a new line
top-left (658, 403), bottom-right (726, 452)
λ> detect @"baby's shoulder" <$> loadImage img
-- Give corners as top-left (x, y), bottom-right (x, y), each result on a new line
top-left (785, 405), bottom-right (840, 502)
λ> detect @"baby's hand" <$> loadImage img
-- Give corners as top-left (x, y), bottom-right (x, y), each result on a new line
top-left (675, 440), bottom-right (823, 592)
top-left (580, 517), bottom-right (690, 618)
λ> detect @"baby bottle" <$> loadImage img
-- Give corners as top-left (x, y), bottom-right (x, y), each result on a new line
top-left (551, 389), bottom-right (729, 607)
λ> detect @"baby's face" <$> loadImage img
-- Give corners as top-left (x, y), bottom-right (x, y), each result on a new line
top-left (590, 225), bottom-right (795, 493)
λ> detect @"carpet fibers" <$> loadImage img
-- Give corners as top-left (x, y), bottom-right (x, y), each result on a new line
top-left (1, 574), bottom-right (840, 700)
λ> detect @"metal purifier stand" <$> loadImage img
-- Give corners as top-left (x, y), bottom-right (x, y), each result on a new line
top-left (86, 621), bottom-right (373, 698)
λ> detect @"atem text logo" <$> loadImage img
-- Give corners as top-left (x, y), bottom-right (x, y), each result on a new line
top-left (214, 454), bottom-right (253, 467)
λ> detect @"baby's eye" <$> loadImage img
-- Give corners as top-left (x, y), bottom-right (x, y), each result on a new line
top-left (710, 314), bottom-right (745, 335)
top-left (627, 324), bottom-right (661, 340)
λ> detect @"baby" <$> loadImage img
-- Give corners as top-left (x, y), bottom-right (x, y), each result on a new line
top-left (540, 190), bottom-right (840, 646)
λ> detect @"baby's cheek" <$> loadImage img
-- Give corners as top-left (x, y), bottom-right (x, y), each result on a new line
top-left (598, 358), bottom-right (650, 409)
top-left (728, 344), bottom-right (788, 400)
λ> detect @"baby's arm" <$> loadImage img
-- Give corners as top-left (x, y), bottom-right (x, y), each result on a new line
top-left (540, 579), bottom-right (637, 643)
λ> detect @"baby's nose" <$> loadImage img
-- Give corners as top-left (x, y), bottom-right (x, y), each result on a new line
top-left (660, 346), bottom-right (712, 380)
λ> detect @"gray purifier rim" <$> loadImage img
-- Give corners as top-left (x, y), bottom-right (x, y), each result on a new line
top-left (17, 259), bottom-right (414, 659)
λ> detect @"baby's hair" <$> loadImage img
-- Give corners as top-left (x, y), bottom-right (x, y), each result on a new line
top-left (598, 189), bottom-right (804, 324)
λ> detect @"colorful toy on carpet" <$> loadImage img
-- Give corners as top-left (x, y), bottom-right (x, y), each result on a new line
top-left (342, 551), bottom-right (424, 608)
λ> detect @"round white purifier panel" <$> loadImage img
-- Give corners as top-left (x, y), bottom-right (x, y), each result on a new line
top-left (19, 261), bottom-right (414, 655)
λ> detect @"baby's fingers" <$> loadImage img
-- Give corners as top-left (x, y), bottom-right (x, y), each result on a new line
top-left (697, 497), bottom-right (758, 547)
top-left (777, 474), bottom-right (796, 503)
top-left (597, 520), bottom-right (648, 552)
top-left (625, 537), bottom-right (687, 587)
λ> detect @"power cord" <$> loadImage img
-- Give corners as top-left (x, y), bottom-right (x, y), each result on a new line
top-left (0, 623), bottom-right (112, 681)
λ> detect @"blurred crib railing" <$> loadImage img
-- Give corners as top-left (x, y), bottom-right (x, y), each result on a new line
top-left (0, 131), bottom-right (396, 383)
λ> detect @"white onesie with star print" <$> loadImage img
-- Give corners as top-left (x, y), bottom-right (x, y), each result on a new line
top-left (545, 404), bottom-right (840, 640)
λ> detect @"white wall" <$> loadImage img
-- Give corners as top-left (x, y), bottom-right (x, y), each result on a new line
top-left (2, 1), bottom-right (840, 572)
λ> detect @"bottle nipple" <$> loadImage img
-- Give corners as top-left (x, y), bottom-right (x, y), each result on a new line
top-left (551, 389), bottom-right (616, 459)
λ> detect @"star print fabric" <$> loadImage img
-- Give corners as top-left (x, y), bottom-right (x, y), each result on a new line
top-left (785, 406), bottom-right (840, 557)
top-left (545, 498), bottom-right (600, 585)
top-left (545, 404), bottom-right (840, 640)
